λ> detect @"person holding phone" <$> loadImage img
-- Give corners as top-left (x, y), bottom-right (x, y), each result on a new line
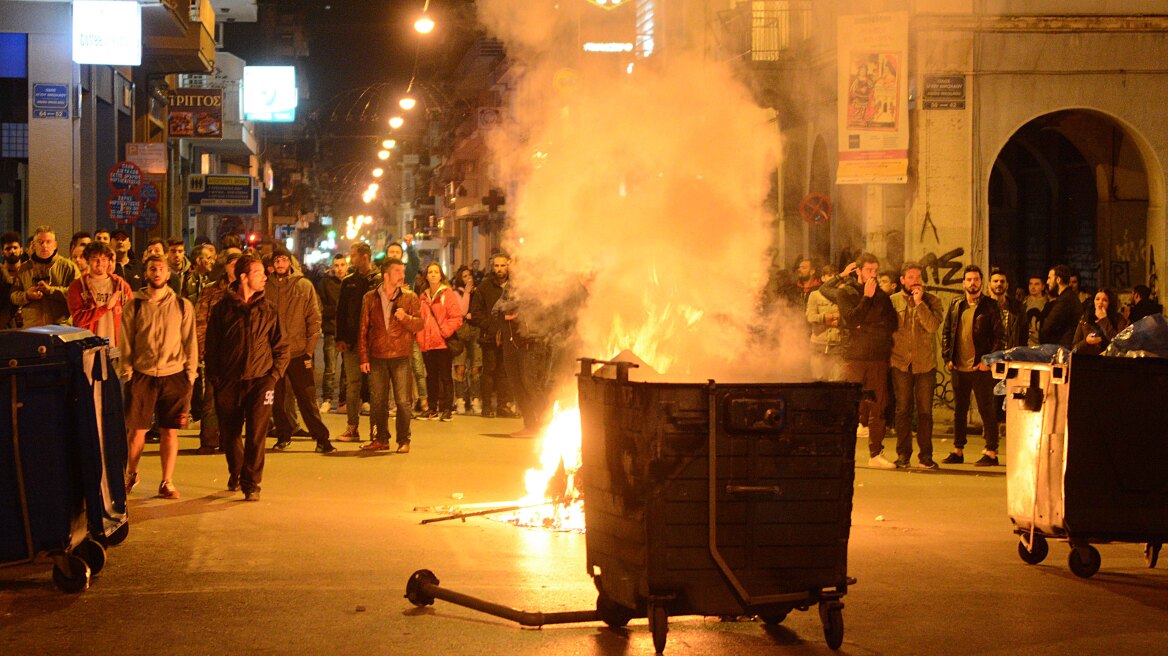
top-left (819, 253), bottom-right (899, 469)
top-left (9, 225), bottom-right (78, 327)
top-left (1072, 288), bottom-right (1127, 355)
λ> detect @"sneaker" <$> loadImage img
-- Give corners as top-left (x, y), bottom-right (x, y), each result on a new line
top-left (244, 491), bottom-right (261, 502)
top-left (454, 399), bottom-right (466, 414)
top-left (273, 439), bottom-right (292, 450)
top-left (856, 425), bottom-right (870, 438)
top-left (439, 411), bottom-right (453, 422)
top-left (319, 400), bottom-right (331, 414)
top-left (125, 471), bottom-right (139, 495)
top-left (481, 409), bottom-right (496, 419)
top-left (388, 406), bottom-right (397, 417)
top-left (916, 457), bottom-right (940, 470)
top-left (497, 407), bottom-right (518, 419)
top-left (941, 452), bottom-right (964, 464)
top-left (196, 445), bottom-right (219, 455)
top-left (335, 403), bottom-right (348, 414)
top-left (974, 453), bottom-right (1001, 467)
top-left (227, 475), bottom-right (239, 492)
top-left (145, 428), bottom-right (161, 444)
top-left (867, 453), bottom-right (897, 470)
top-left (361, 402), bottom-right (371, 416)
top-left (315, 440), bottom-right (338, 454)
top-left (894, 456), bottom-right (912, 469)
top-left (336, 425), bottom-right (361, 442)
top-left (396, 442), bottom-right (411, 454)
top-left (157, 480), bottom-right (180, 499)
top-left (360, 440), bottom-right (391, 452)
top-left (471, 398), bottom-right (482, 415)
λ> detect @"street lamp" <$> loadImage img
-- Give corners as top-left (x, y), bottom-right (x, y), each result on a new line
top-left (414, 15), bottom-right (435, 34)
top-left (378, 150), bottom-right (391, 160)
top-left (389, 116), bottom-right (405, 129)
top-left (382, 139), bottom-right (397, 149)
top-left (372, 167), bottom-right (384, 178)
top-left (399, 96), bottom-right (417, 111)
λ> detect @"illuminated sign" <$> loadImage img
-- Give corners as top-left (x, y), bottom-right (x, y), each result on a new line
top-left (583, 42), bottom-right (633, 53)
top-left (584, 0), bottom-right (628, 9)
top-left (243, 66), bottom-right (298, 122)
top-left (72, 1), bottom-right (142, 66)
top-left (167, 88), bottom-right (224, 139)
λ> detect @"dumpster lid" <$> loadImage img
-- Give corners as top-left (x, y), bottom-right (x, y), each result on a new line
top-left (0, 326), bottom-right (100, 359)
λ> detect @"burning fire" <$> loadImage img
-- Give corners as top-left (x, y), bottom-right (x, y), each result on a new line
top-left (502, 302), bottom-right (703, 531)
top-left (504, 404), bottom-right (586, 531)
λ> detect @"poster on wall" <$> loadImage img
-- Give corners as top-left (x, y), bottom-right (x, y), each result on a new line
top-left (836, 12), bottom-right (909, 184)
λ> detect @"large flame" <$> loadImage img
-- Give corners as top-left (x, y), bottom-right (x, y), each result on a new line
top-left (606, 291), bottom-right (703, 376)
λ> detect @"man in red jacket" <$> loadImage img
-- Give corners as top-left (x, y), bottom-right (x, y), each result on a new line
top-left (358, 258), bottom-right (424, 453)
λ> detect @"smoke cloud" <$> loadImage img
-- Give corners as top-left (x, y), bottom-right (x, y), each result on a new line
top-left (475, 0), bottom-right (810, 384)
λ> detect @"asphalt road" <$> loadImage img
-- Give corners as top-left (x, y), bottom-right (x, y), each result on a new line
top-left (2, 410), bottom-right (1166, 655)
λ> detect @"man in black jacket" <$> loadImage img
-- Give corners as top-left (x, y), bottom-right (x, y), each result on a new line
top-left (988, 268), bottom-right (1025, 348)
top-left (334, 243), bottom-right (380, 439)
top-left (1039, 264), bottom-right (1080, 348)
top-left (206, 254), bottom-right (289, 501)
top-left (467, 253), bottom-right (514, 418)
top-left (1128, 285), bottom-right (1163, 323)
top-left (941, 265), bottom-right (1005, 466)
top-left (819, 253), bottom-right (898, 469)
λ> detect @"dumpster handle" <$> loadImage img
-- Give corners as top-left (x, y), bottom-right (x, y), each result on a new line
top-left (8, 375), bottom-right (36, 561)
top-left (706, 382), bottom-right (810, 608)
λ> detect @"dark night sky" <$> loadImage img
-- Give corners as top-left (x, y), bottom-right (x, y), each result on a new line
top-left (225, 0), bottom-right (475, 118)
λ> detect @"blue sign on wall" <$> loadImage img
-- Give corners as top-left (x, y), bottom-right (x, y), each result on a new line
top-left (0, 34), bottom-right (27, 79)
top-left (32, 83), bottom-right (69, 119)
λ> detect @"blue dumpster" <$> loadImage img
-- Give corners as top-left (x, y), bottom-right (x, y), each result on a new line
top-left (0, 326), bottom-right (128, 592)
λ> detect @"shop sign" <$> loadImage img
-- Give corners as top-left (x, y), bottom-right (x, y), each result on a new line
top-left (168, 88), bottom-right (224, 139)
top-left (72, 0), bottom-right (142, 66)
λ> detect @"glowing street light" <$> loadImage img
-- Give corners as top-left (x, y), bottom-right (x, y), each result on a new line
top-left (377, 150), bottom-right (390, 160)
top-left (372, 167), bottom-right (384, 178)
top-left (382, 139), bottom-right (396, 149)
top-left (414, 15), bottom-right (435, 34)
top-left (388, 116), bottom-right (405, 129)
top-left (399, 96), bottom-right (416, 111)
top-left (367, 183), bottom-right (380, 192)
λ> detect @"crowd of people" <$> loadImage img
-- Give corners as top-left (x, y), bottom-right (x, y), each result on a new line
top-left (0, 227), bottom-right (554, 502)
top-left (4, 223), bottom-right (1163, 493)
top-left (773, 253), bottom-right (1162, 471)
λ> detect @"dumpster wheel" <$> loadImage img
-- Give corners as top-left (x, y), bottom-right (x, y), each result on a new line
top-left (819, 600), bottom-right (844, 650)
top-left (1068, 545), bottom-right (1101, 579)
top-left (1017, 535), bottom-right (1049, 565)
top-left (51, 554), bottom-right (91, 594)
top-left (74, 538), bottom-right (107, 576)
top-left (647, 602), bottom-right (668, 654)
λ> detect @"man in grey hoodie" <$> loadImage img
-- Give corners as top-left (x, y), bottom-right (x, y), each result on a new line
top-left (120, 255), bottom-right (198, 499)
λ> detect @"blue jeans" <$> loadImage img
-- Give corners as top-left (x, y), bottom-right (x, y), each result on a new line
top-left (410, 341), bottom-right (427, 402)
top-left (321, 333), bottom-right (338, 403)
top-left (369, 356), bottom-right (412, 444)
top-left (341, 349), bottom-right (365, 427)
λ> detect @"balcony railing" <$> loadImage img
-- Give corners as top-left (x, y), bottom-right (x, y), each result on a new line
top-left (720, 0), bottom-right (812, 63)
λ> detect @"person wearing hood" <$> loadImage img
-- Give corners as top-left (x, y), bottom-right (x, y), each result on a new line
top-left (265, 246), bottom-right (335, 454)
top-left (205, 254), bottom-right (289, 501)
top-left (9, 225), bottom-right (78, 327)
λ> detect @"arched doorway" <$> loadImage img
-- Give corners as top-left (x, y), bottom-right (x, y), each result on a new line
top-left (989, 110), bottom-right (1150, 296)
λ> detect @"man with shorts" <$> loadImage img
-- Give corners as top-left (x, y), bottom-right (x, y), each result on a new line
top-left (120, 254), bottom-right (198, 499)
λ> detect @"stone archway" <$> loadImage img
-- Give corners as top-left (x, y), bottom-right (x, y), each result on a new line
top-left (989, 110), bottom-right (1151, 295)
